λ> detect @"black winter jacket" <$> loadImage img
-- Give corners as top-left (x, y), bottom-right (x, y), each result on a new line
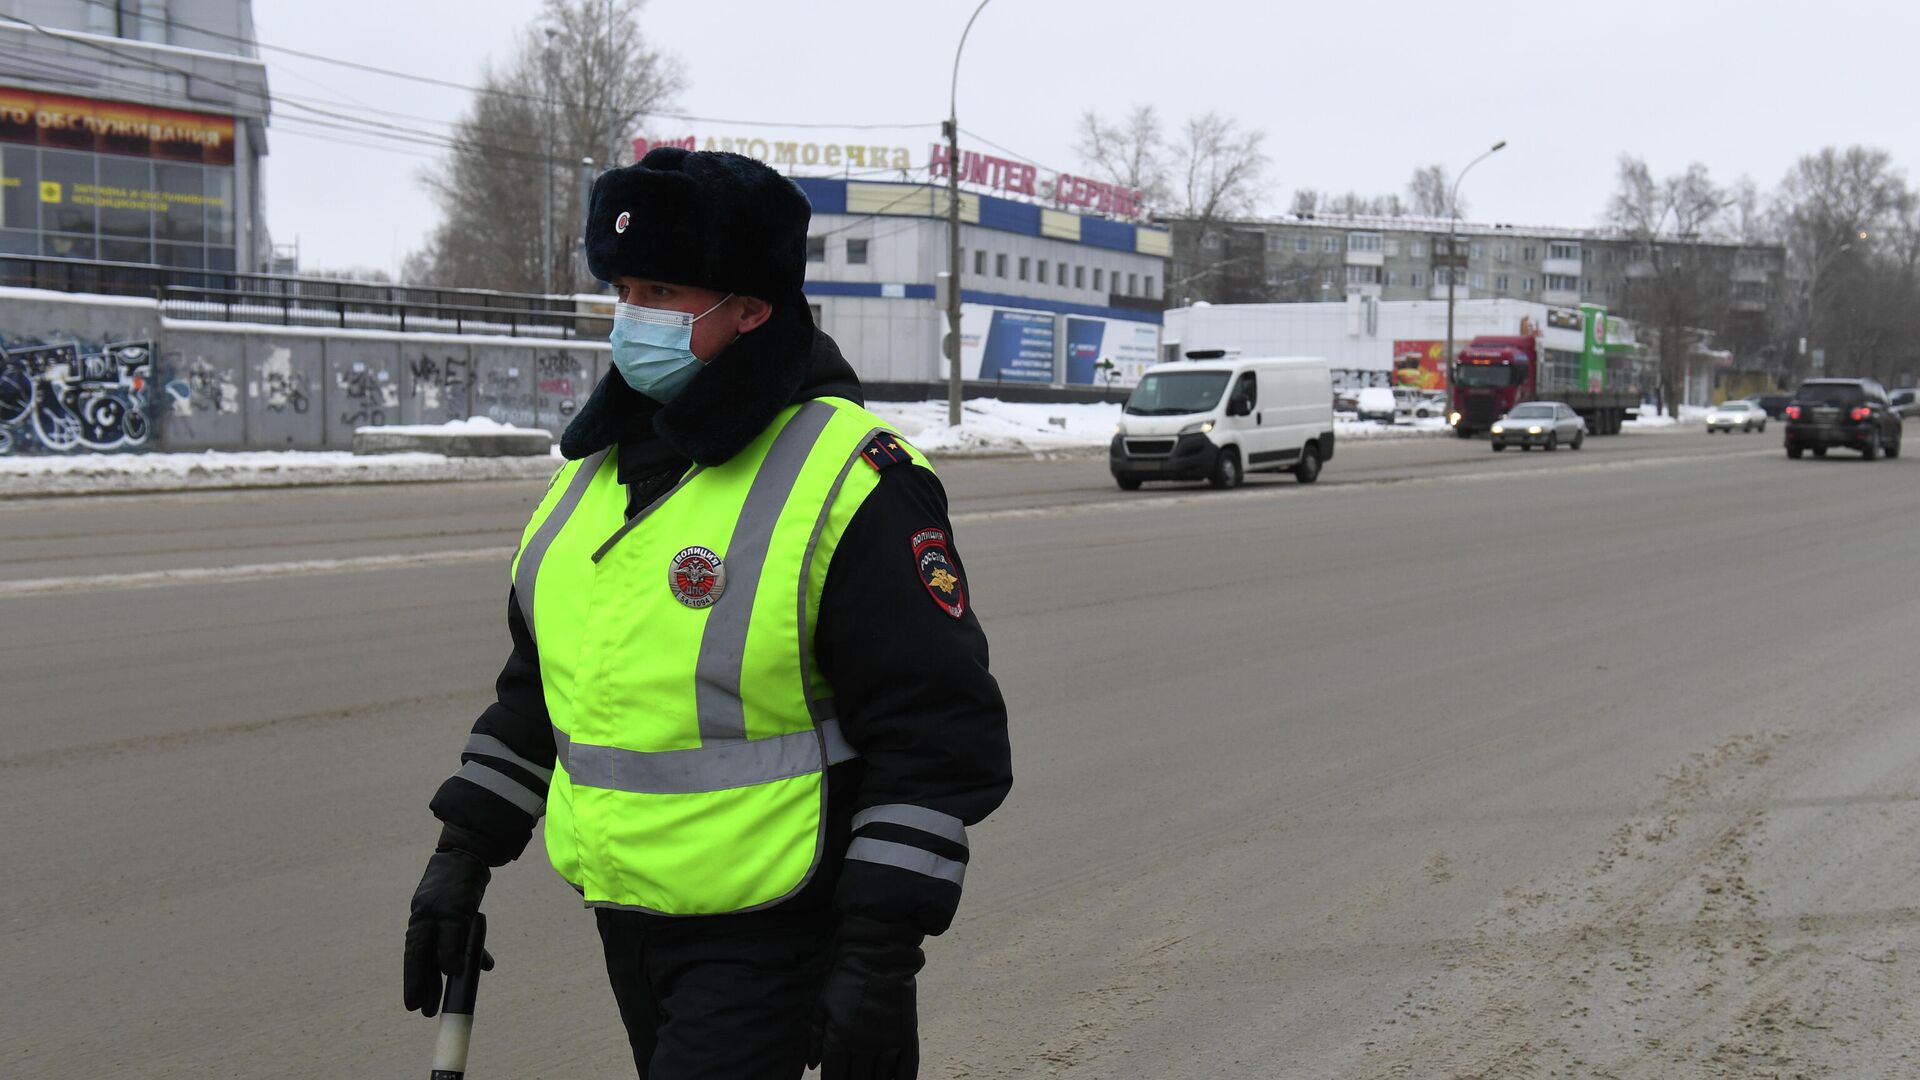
top-left (428, 303), bottom-right (1011, 937)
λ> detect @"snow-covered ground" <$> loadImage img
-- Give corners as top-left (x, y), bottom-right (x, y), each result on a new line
top-left (869, 399), bottom-right (1455, 456)
top-left (353, 415), bottom-right (551, 437)
top-left (1624, 404), bottom-right (1711, 429)
top-left (0, 449), bottom-right (561, 497)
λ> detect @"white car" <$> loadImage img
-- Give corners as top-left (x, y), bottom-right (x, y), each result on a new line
top-left (1490, 401), bottom-right (1587, 451)
top-left (1355, 387), bottom-right (1397, 424)
top-left (1705, 400), bottom-right (1766, 433)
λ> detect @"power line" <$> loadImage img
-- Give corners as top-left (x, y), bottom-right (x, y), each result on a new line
top-left (47, 0), bottom-right (935, 130)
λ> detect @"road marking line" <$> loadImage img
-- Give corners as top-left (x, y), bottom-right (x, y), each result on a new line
top-left (0, 547), bottom-right (514, 598)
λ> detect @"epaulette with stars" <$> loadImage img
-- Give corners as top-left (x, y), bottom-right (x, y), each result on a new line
top-left (861, 432), bottom-right (913, 472)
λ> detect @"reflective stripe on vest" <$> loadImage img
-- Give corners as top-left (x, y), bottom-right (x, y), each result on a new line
top-left (513, 397), bottom-right (929, 915)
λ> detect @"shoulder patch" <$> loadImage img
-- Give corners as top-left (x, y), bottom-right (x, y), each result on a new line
top-left (911, 527), bottom-right (966, 619)
top-left (861, 432), bottom-right (913, 472)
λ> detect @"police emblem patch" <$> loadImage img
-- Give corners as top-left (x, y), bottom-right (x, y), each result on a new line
top-left (668, 546), bottom-right (725, 608)
top-left (910, 528), bottom-right (965, 619)
top-left (615, 210), bottom-right (631, 234)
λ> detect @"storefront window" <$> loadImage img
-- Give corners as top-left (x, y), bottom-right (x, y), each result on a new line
top-left (1, 146), bottom-right (37, 231)
top-left (158, 162), bottom-right (207, 243)
top-left (101, 238), bottom-right (153, 264)
top-left (40, 151), bottom-right (96, 235)
top-left (43, 233), bottom-right (95, 259)
top-left (98, 156), bottom-right (155, 239)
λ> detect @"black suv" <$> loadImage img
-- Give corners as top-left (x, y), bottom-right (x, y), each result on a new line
top-left (1784, 379), bottom-right (1903, 460)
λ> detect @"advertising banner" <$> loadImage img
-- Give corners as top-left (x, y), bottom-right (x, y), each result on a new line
top-left (1391, 340), bottom-right (1448, 391)
top-left (0, 89), bottom-right (235, 166)
top-left (960, 304), bottom-right (1054, 383)
top-left (1065, 316), bottom-right (1159, 388)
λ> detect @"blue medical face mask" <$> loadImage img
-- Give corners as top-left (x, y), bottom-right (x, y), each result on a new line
top-left (608, 293), bottom-right (733, 402)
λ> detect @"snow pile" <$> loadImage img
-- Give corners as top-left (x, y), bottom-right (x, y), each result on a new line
top-left (0, 449), bottom-right (560, 497)
top-left (869, 399), bottom-right (1124, 455)
top-left (354, 415), bottom-right (551, 437)
top-left (1335, 416), bottom-right (1455, 440)
top-left (1624, 405), bottom-right (1711, 430)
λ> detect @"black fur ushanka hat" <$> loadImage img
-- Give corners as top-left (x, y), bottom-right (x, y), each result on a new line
top-left (583, 148), bottom-right (811, 301)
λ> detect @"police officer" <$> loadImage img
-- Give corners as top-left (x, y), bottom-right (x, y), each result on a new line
top-left (403, 148), bottom-right (1012, 1079)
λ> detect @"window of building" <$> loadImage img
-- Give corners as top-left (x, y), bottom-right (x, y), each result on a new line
top-left (1523, 276), bottom-right (1534, 293)
top-left (1548, 241), bottom-right (1581, 261)
top-left (1348, 232), bottom-right (1382, 253)
top-left (1545, 273), bottom-right (1580, 291)
top-left (808, 302), bottom-right (823, 326)
top-left (1018, 256), bottom-right (1030, 281)
top-left (1202, 232), bottom-right (1222, 251)
top-left (1470, 242), bottom-right (1483, 259)
top-left (1093, 268), bottom-right (1104, 291)
top-left (996, 253), bottom-right (1007, 278)
top-left (1127, 272), bottom-right (1138, 295)
top-left (846, 238), bottom-right (868, 265)
top-left (1471, 272), bottom-right (1485, 288)
top-left (1058, 263), bottom-right (1069, 286)
top-left (1347, 265), bottom-right (1379, 285)
top-left (1294, 235), bottom-right (1310, 252)
top-left (1038, 259), bottom-right (1048, 283)
top-left (1321, 268), bottom-right (1336, 286)
top-left (1144, 275), bottom-right (1155, 296)
top-left (1411, 239), bottom-right (1427, 257)
top-left (1384, 238), bottom-right (1400, 257)
top-left (973, 249), bottom-right (986, 276)
top-left (1387, 271), bottom-right (1399, 286)
top-left (1267, 232), bottom-right (1283, 251)
top-left (1495, 274), bottom-right (1509, 291)
top-left (1434, 267), bottom-right (1452, 286)
top-left (1323, 235), bottom-right (1340, 253)
top-left (806, 236), bottom-right (826, 262)
top-left (1495, 244), bottom-right (1509, 261)
top-left (1075, 265), bottom-right (1085, 289)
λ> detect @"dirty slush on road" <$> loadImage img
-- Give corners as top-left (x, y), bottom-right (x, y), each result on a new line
top-left (1355, 730), bottom-right (1920, 1078)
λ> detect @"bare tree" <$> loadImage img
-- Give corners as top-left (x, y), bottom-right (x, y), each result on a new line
top-left (1773, 146), bottom-right (1915, 381)
top-left (1073, 105), bottom-right (1171, 209)
top-left (1607, 154), bottom-right (1735, 415)
top-left (1289, 188), bottom-right (1320, 216)
top-left (408, 0), bottom-right (683, 293)
top-left (1170, 112), bottom-right (1268, 222)
top-left (1407, 164), bottom-right (1462, 218)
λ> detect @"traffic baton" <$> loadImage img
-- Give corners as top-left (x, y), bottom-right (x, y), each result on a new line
top-left (430, 912), bottom-right (488, 1080)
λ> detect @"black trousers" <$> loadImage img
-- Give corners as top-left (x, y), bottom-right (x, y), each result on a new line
top-left (595, 907), bottom-right (836, 1080)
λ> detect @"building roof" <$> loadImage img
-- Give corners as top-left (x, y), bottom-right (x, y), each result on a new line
top-left (793, 178), bottom-right (1170, 259)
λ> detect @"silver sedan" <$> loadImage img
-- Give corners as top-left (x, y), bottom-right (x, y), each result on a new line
top-left (1490, 401), bottom-right (1587, 451)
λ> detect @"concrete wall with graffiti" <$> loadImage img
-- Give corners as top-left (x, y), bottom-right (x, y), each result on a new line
top-left (1, 290), bottom-right (606, 454)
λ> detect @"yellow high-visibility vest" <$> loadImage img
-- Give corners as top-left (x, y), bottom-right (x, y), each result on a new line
top-left (510, 398), bottom-right (926, 915)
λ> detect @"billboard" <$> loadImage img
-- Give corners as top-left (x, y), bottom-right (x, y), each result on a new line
top-left (0, 89), bottom-right (235, 166)
top-left (1065, 316), bottom-right (1159, 388)
top-left (959, 304), bottom-right (1055, 383)
top-left (1391, 340), bottom-right (1448, 391)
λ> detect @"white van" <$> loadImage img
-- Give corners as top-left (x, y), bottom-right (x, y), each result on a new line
top-left (1110, 352), bottom-right (1336, 489)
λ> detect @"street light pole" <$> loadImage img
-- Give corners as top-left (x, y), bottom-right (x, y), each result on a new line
top-left (1444, 139), bottom-right (1506, 399)
top-left (945, 0), bottom-right (991, 429)
top-left (542, 28), bottom-right (559, 296)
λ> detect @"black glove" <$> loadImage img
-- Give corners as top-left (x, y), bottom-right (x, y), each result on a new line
top-left (403, 846), bottom-right (494, 1016)
top-left (810, 915), bottom-right (925, 1080)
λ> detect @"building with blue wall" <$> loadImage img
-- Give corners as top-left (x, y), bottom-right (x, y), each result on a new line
top-left (791, 178), bottom-right (1169, 391)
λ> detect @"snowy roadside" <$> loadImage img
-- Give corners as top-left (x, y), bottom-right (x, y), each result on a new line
top-left (1, 399), bottom-right (1460, 497)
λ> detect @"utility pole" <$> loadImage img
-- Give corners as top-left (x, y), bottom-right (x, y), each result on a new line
top-left (1444, 140), bottom-right (1506, 398)
top-left (945, 0), bottom-right (991, 429)
top-left (543, 27), bottom-right (559, 296)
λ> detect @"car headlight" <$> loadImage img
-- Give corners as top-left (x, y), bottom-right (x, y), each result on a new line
top-left (1448, 412), bottom-right (1462, 426)
top-left (1490, 424), bottom-right (1505, 435)
top-left (1114, 423), bottom-right (1123, 434)
top-left (1177, 420), bottom-right (1214, 436)
top-left (1528, 425), bottom-right (1543, 435)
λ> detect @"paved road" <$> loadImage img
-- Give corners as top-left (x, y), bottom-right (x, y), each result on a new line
top-left (5, 426), bottom-right (1918, 1078)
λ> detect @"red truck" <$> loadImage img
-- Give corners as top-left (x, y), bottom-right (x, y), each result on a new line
top-left (1447, 334), bottom-right (1639, 438)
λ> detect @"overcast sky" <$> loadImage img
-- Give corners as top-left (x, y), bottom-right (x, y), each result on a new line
top-left (253, 0), bottom-right (1920, 276)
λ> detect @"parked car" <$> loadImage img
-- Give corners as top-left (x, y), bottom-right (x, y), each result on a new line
top-left (1784, 379), bottom-right (1904, 460)
top-left (1355, 387), bottom-right (1397, 423)
top-left (1392, 386), bottom-right (1443, 420)
top-left (1892, 388), bottom-right (1917, 415)
top-left (1334, 388), bottom-right (1363, 415)
top-left (1705, 400), bottom-right (1767, 433)
top-left (1751, 393), bottom-right (1794, 420)
top-left (1490, 401), bottom-right (1587, 451)
top-left (1111, 354), bottom-right (1336, 489)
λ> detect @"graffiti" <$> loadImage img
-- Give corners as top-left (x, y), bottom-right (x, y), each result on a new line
top-left (337, 362), bottom-right (397, 428)
top-left (162, 356), bottom-right (241, 418)
top-left (259, 347), bottom-right (310, 414)
top-left (409, 354), bottom-right (474, 419)
top-left (480, 364), bottom-right (538, 427)
top-left (0, 336), bottom-right (153, 454)
top-left (537, 352), bottom-right (585, 419)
